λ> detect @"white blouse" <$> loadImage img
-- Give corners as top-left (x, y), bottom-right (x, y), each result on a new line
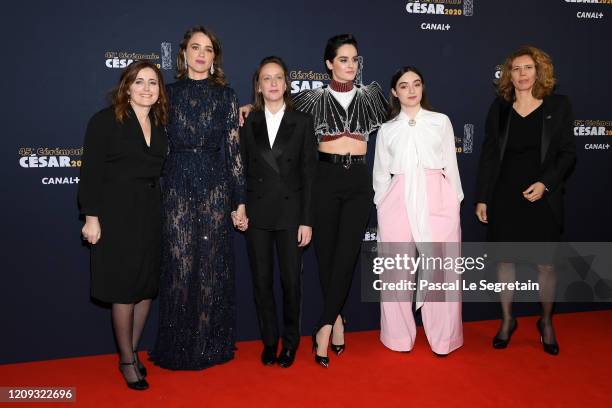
top-left (373, 108), bottom-right (463, 242)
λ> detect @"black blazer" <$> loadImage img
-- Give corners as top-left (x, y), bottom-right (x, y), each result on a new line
top-left (239, 108), bottom-right (317, 230)
top-left (475, 94), bottom-right (576, 228)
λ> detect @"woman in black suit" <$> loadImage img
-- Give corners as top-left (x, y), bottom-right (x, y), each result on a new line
top-left (475, 45), bottom-right (575, 355)
top-left (79, 60), bottom-right (168, 389)
top-left (240, 56), bottom-right (317, 368)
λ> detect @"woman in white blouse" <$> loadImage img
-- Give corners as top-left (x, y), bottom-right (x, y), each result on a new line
top-left (373, 66), bottom-right (464, 356)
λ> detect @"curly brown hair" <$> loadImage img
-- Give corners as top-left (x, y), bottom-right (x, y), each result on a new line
top-left (176, 25), bottom-right (226, 86)
top-left (110, 60), bottom-right (168, 126)
top-left (497, 45), bottom-right (556, 102)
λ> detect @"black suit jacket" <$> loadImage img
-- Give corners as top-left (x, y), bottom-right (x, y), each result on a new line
top-left (475, 94), bottom-right (576, 228)
top-left (240, 108), bottom-right (317, 230)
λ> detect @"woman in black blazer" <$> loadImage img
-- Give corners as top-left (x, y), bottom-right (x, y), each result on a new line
top-left (79, 61), bottom-right (168, 389)
top-left (475, 46), bottom-right (575, 355)
top-left (240, 56), bottom-right (317, 368)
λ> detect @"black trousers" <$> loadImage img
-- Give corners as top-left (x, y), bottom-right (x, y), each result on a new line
top-left (313, 161), bottom-right (373, 327)
top-left (245, 227), bottom-right (303, 350)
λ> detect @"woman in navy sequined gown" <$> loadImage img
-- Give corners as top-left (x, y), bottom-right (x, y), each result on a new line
top-left (150, 26), bottom-right (247, 370)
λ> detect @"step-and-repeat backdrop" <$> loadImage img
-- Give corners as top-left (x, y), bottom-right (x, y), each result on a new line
top-left (2, 0), bottom-right (611, 363)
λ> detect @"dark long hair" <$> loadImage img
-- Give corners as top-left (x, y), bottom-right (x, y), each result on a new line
top-left (252, 56), bottom-right (294, 111)
top-left (110, 60), bottom-right (168, 126)
top-left (323, 34), bottom-right (358, 75)
top-left (387, 66), bottom-right (433, 120)
top-left (175, 25), bottom-right (226, 85)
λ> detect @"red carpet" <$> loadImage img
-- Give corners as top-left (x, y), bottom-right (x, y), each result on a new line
top-left (1, 310), bottom-right (611, 407)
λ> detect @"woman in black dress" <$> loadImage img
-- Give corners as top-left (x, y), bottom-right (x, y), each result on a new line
top-left (475, 45), bottom-right (576, 355)
top-left (79, 60), bottom-right (168, 389)
top-left (149, 26), bottom-right (247, 370)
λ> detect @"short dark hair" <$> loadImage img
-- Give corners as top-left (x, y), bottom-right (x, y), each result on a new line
top-left (252, 56), bottom-right (294, 112)
top-left (388, 66), bottom-right (433, 120)
top-left (324, 34), bottom-right (358, 75)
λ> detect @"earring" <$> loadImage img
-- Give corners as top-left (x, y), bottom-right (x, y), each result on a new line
top-left (210, 64), bottom-right (215, 75)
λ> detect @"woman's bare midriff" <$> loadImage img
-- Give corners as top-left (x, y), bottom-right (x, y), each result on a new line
top-left (318, 137), bottom-right (367, 155)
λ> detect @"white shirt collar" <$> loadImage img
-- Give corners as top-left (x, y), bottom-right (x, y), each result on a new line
top-left (265, 103), bottom-right (286, 119)
top-left (398, 107), bottom-right (427, 122)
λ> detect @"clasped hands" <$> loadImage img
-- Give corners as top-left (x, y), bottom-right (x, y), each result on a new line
top-left (231, 204), bottom-right (249, 231)
top-left (231, 204), bottom-right (312, 247)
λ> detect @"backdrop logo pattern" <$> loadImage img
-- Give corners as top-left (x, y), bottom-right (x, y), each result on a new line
top-left (405, 0), bottom-right (474, 31)
top-left (405, 0), bottom-right (473, 16)
top-left (462, 123), bottom-right (474, 153)
top-left (494, 65), bottom-right (503, 82)
top-left (574, 119), bottom-right (612, 151)
top-left (290, 56), bottom-right (366, 94)
top-left (289, 70), bottom-right (329, 94)
top-left (104, 42), bottom-right (173, 70)
top-left (18, 147), bottom-right (82, 185)
top-left (564, 0), bottom-right (610, 19)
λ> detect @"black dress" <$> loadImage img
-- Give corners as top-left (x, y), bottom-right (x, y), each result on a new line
top-left (488, 105), bottom-right (560, 242)
top-left (149, 78), bottom-right (245, 370)
top-left (78, 107), bottom-right (167, 303)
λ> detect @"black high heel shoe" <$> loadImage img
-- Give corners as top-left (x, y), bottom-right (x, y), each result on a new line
top-left (119, 361), bottom-right (149, 391)
top-left (537, 318), bottom-right (559, 356)
top-left (311, 328), bottom-right (329, 368)
top-left (331, 316), bottom-right (346, 356)
top-left (133, 351), bottom-right (147, 377)
top-left (492, 318), bottom-right (518, 349)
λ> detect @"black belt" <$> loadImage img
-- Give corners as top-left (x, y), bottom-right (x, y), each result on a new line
top-left (318, 152), bottom-right (366, 169)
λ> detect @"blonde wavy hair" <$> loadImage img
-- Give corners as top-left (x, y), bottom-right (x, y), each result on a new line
top-left (497, 45), bottom-right (556, 102)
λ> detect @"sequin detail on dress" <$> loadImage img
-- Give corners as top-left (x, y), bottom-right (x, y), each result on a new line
top-left (150, 78), bottom-right (245, 370)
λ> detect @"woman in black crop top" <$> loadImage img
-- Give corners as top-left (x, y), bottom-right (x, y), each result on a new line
top-left (296, 34), bottom-right (388, 367)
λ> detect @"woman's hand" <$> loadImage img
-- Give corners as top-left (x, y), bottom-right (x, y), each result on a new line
top-left (238, 104), bottom-right (253, 127)
top-left (475, 203), bottom-right (488, 224)
top-left (82, 216), bottom-right (101, 244)
top-left (297, 225), bottom-right (312, 247)
top-left (523, 182), bottom-right (546, 202)
top-left (232, 204), bottom-right (248, 231)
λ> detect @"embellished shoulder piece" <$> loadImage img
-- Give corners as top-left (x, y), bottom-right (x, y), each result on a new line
top-left (293, 82), bottom-right (389, 142)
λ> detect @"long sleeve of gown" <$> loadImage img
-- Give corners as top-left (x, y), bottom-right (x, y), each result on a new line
top-left (226, 90), bottom-right (246, 209)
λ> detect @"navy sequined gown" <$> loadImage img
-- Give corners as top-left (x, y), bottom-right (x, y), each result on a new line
top-left (150, 77), bottom-right (245, 370)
